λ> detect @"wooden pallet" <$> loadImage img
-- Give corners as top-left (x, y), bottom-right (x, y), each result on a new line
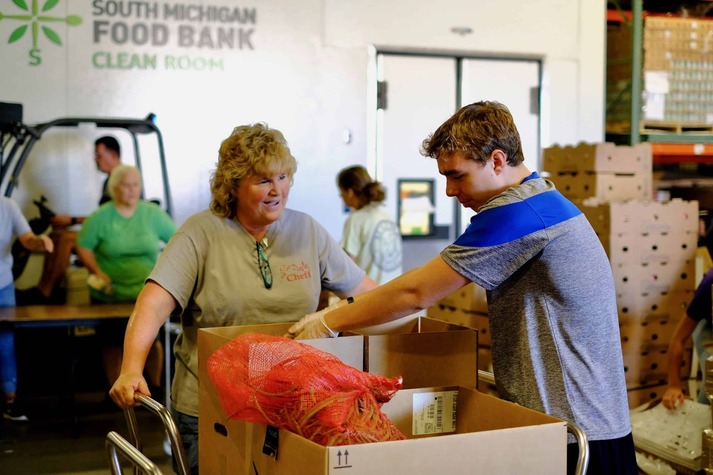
top-left (641, 121), bottom-right (713, 134)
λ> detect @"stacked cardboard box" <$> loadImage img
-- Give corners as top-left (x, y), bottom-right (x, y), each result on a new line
top-left (544, 142), bottom-right (653, 201)
top-left (606, 15), bottom-right (713, 131)
top-left (545, 142), bottom-right (699, 407)
top-left (642, 16), bottom-right (713, 127)
top-left (198, 318), bottom-right (567, 474)
top-left (579, 198), bottom-right (698, 396)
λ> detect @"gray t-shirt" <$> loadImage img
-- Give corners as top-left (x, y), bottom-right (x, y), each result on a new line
top-left (441, 173), bottom-right (630, 442)
top-left (1, 198), bottom-right (31, 289)
top-left (149, 208), bottom-right (365, 416)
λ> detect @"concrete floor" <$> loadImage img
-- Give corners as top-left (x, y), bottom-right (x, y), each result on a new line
top-left (0, 391), bottom-right (174, 474)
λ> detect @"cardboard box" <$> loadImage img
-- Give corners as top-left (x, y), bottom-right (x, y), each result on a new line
top-left (621, 338), bottom-right (693, 387)
top-left (198, 323), bottom-right (365, 475)
top-left (602, 231), bottom-right (698, 265)
top-left (611, 260), bottom-right (696, 296)
top-left (198, 318), bottom-right (479, 474)
top-left (543, 142), bottom-right (651, 175)
top-left (618, 297), bottom-right (688, 327)
top-left (426, 305), bottom-right (490, 347)
top-left (578, 198), bottom-right (698, 236)
top-left (550, 171), bottom-right (652, 201)
top-left (356, 317), bottom-right (479, 389)
top-left (435, 282), bottom-right (488, 313)
top-left (619, 319), bottom-right (678, 348)
top-left (616, 290), bottom-right (693, 321)
top-left (244, 386), bottom-right (567, 475)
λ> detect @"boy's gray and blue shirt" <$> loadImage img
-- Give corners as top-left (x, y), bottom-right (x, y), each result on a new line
top-left (441, 172), bottom-right (631, 441)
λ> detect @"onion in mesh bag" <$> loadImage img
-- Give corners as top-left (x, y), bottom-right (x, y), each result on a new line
top-left (207, 333), bottom-right (405, 446)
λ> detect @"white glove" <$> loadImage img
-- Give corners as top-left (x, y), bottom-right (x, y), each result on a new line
top-left (287, 311), bottom-right (322, 337)
top-left (287, 298), bottom-right (346, 337)
top-left (293, 315), bottom-right (337, 340)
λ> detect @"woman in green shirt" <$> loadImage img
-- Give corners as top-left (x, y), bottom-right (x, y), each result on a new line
top-left (77, 164), bottom-right (176, 389)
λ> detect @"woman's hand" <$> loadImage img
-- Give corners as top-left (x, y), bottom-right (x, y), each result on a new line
top-left (87, 272), bottom-right (113, 294)
top-left (286, 311), bottom-right (322, 338)
top-left (291, 314), bottom-right (337, 340)
top-left (109, 372), bottom-right (151, 409)
top-left (287, 299), bottom-right (347, 339)
top-left (662, 386), bottom-right (685, 410)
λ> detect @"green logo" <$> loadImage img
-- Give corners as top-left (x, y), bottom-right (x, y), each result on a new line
top-left (0, 0), bottom-right (82, 66)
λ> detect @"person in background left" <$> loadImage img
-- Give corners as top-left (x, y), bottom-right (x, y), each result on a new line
top-left (0, 196), bottom-right (54, 421)
top-left (337, 165), bottom-right (402, 285)
top-left (76, 164), bottom-right (176, 392)
top-left (17, 136), bottom-right (122, 304)
top-left (109, 123), bottom-right (378, 474)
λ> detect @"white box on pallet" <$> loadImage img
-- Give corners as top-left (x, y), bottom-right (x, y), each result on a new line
top-left (602, 231), bottom-right (698, 265)
top-left (616, 290), bottom-right (692, 324)
top-left (621, 334), bottom-right (693, 387)
top-left (611, 260), bottom-right (696, 296)
top-left (578, 198), bottom-right (699, 236)
top-left (616, 290), bottom-right (694, 321)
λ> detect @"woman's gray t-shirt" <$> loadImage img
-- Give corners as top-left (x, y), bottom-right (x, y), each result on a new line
top-left (149, 208), bottom-right (365, 416)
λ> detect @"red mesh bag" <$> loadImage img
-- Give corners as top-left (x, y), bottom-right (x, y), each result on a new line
top-left (207, 333), bottom-right (405, 446)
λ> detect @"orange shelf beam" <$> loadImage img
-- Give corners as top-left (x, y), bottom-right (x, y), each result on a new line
top-left (607, 9), bottom-right (633, 22)
top-left (652, 143), bottom-right (713, 164)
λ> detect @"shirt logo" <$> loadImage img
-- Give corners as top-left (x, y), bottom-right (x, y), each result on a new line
top-left (280, 261), bottom-right (312, 282)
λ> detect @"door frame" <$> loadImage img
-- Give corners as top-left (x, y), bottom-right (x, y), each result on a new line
top-left (368, 46), bottom-right (545, 240)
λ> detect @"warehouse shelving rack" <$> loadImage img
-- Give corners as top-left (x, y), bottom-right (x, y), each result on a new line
top-left (605, 0), bottom-right (713, 162)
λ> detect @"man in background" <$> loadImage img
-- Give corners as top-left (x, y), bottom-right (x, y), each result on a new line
top-left (16, 136), bottom-right (121, 304)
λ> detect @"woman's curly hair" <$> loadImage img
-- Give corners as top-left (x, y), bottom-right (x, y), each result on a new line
top-left (210, 123), bottom-right (297, 219)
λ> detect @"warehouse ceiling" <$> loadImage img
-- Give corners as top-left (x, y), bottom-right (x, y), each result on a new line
top-left (609, 0), bottom-right (713, 16)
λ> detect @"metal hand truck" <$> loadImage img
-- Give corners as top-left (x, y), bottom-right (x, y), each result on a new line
top-left (106, 431), bottom-right (163, 475)
top-left (106, 394), bottom-right (190, 475)
top-left (478, 369), bottom-right (590, 475)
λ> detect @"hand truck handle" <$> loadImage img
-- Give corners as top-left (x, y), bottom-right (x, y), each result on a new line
top-left (567, 421), bottom-right (589, 475)
top-left (124, 394), bottom-right (191, 475)
top-left (106, 430), bottom-right (163, 475)
top-left (477, 370), bottom-right (590, 475)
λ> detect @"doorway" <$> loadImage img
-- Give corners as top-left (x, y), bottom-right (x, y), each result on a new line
top-left (371, 49), bottom-right (542, 269)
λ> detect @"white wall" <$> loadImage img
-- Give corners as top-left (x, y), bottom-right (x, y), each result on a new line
top-left (0, 0), bottom-right (604, 238)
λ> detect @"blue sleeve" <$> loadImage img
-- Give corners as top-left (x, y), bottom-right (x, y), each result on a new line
top-left (455, 190), bottom-right (582, 248)
top-left (687, 270), bottom-right (713, 323)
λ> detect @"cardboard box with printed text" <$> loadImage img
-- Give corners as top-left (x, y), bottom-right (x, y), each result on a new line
top-left (244, 386), bottom-right (567, 475)
top-left (198, 317), bottom-right (479, 474)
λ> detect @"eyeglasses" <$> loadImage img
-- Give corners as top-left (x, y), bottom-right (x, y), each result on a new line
top-left (256, 241), bottom-right (273, 289)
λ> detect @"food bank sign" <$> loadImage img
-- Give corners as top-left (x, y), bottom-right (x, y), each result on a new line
top-left (1, 0), bottom-right (256, 70)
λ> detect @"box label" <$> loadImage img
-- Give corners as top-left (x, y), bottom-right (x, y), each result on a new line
top-left (412, 390), bottom-right (458, 435)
